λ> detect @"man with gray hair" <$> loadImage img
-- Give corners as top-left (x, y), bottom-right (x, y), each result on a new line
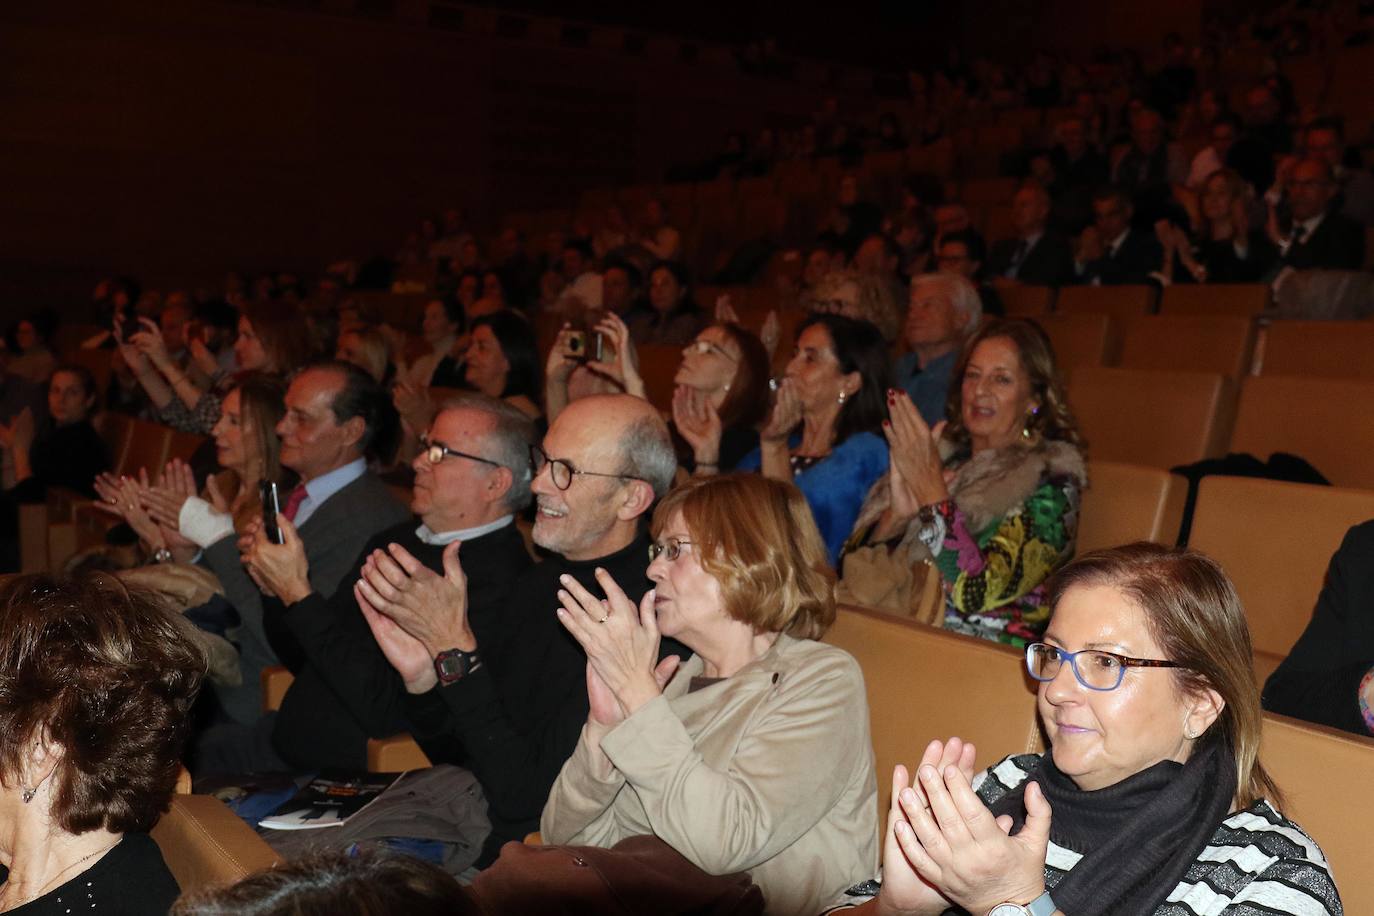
top-left (894, 273), bottom-right (982, 425)
top-left (358, 394), bottom-right (682, 864)
top-left (238, 392), bottom-right (537, 772)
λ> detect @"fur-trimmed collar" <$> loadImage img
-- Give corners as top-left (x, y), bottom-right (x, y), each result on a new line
top-left (851, 439), bottom-right (1087, 555)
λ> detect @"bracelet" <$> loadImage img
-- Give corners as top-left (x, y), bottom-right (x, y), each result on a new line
top-left (1359, 667), bottom-right (1374, 735)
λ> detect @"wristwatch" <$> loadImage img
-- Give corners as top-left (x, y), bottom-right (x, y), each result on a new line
top-left (987, 891), bottom-right (1056, 916)
top-left (433, 647), bottom-right (481, 686)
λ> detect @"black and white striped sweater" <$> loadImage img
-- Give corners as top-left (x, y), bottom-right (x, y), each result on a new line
top-left (833, 754), bottom-right (1342, 916)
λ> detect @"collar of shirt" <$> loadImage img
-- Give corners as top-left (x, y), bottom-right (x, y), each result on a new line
top-left (1021, 230), bottom-right (1044, 252)
top-left (1297, 212), bottom-right (1326, 241)
top-left (1108, 229), bottom-right (1130, 256)
top-left (416, 514), bottom-right (514, 546)
top-left (294, 457), bottom-right (368, 528)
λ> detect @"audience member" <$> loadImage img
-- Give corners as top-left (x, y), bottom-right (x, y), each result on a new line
top-left (239, 395), bottom-right (535, 771)
top-left (1074, 186), bottom-right (1166, 284)
top-left (894, 273), bottom-right (981, 426)
top-left (819, 174), bottom-right (884, 257)
top-left (358, 394), bottom-right (678, 864)
top-left (600, 259), bottom-right (642, 317)
top-left (1228, 84), bottom-right (1293, 192)
top-left (4, 314), bottom-right (57, 385)
top-left (335, 326), bottom-right (394, 385)
top-left (986, 184), bottom-right (1076, 287)
top-left (0, 365), bottom-right (110, 572)
top-left (1185, 113), bottom-right (1241, 190)
top-left (1263, 520), bottom-right (1374, 736)
top-left (1304, 118), bottom-right (1374, 226)
top-left (1112, 108), bottom-right (1187, 209)
top-left (632, 198), bottom-right (682, 262)
top-left (625, 260), bottom-right (706, 346)
top-left (1049, 116), bottom-right (1110, 231)
top-left (1162, 168), bottom-right (1276, 283)
top-left (738, 313), bottom-right (891, 564)
top-left (171, 849), bottom-right (480, 916)
top-left (191, 362), bottom-right (410, 745)
top-left (464, 311), bottom-right (542, 421)
top-left (845, 319), bottom-right (1085, 644)
top-left (540, 474), bottom-right (877, 915)
top-left (401, 297), bottom-right (466, 389)
top-left (668, 323), bottom-right (772, 474)
top-left (933, 230), bottom-right (1004, 317)
top-left (844, 544), bottom-right (1342, 916)
top-left (1273, 158), bottom-right (1366, 271)
top-left (802, 269), bottom-right (904, 343)
top-left (0, 572), bottom-right (204, 915)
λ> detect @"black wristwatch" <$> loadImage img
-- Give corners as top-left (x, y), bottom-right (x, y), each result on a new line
top-left (433, 647), bottom-right (481, 686)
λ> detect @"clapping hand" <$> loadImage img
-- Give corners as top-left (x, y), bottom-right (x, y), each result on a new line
top-left (672, 385), bottom-right (722, 472)
top-left (555, 568), bottom-right (678, 723)
top-left (882, 389), bottom-right (948, 517)
top-left (759, 379), bottom-right (803, 443)
top-left (356, 541), bottom-right (473, 656)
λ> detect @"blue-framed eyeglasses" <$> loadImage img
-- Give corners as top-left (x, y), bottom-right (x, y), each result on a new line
top-left (1025, 642), bottom-right (1184, 692)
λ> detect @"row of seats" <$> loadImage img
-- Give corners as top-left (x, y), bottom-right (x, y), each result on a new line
top-left (1002, 283), bottom-right (1272, 321)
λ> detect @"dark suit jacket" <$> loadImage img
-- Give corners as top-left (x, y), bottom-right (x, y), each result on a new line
top-left (1283, 211), bottom-right (1366, 271)
top-left (1079, 228), bottom-right (1165, 286)
top-left (1263, 520), bottom-right (1374, 735)
top-left (268, 518), bottom-right (533, 771)
top-left (204, 469), bottom-right (410, 725)
top-left (987, 232), bottom-right (1075, 287)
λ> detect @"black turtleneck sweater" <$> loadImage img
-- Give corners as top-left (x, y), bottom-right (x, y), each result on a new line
top-left (405, 531), bottom-right (688, 864)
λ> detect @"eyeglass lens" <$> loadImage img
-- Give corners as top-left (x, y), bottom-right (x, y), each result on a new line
top-left (1026, 644), bottom-right (1124, 691)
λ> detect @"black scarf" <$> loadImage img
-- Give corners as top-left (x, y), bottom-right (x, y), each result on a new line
top-left (989, 739), bottom-right (1237, 916)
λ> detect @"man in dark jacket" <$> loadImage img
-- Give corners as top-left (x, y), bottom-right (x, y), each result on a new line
top-left (1277, 158), bottom-right (1366, 271)
top-left (986, 184), bottom-right (1076, 287)
top-left (242, 393), bottom-right (537, 771)
top-left (358, 394), bottom-right (683, 865)
top-left (1074, 186), bottom-right (1165, 285)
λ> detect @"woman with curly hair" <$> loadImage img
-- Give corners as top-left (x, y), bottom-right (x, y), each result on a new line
top-left (0, 572), bottom-right (205, 914)
top-left (842, 318), bottom-right (1086, 645)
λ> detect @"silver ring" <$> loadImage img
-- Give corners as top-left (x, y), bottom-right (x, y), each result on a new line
top-left (597, 614), bottom-right (610, 624)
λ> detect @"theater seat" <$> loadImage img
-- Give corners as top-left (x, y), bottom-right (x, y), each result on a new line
top-left (822, 606), bottom-right (1040, 820)
top-left (1259, 320), bottom-right (1374, 379)
top-left (1035, 313), bottom-right (1119, 371)
top-left (1118, 315), bottom-right (1257, 379)
top-left (151, 794), bottom-right (280, 894)
top-left (1186, 476), bottom-right (1374, 674)
top-left (260, 666), bottom-right (294, 713)
top-left (367, 734), bottom-right (433, 772)
top-left (1229, 375), bottom-right (1374, 490)
top-left (1055, 284), bottom-right (1157, 321)
top-left (1000, 285), bottom-right (1054, 318)
top-left (1260, 714), bottom-right (1374, 916)
top-left (1068, 367), bottom-right (1236, 469)
top-left (1157, 283), bottom-right (1270, 317)
top-left (1076, 461), bottom-right (1187, 552)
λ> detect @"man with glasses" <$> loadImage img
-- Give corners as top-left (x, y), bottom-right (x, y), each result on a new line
top-left (1273, 157), bottom-right (1365, 271)
top-left (236, 393), bottom-right (536, 773)
top-left (358, 393), bottom-right (681, 866)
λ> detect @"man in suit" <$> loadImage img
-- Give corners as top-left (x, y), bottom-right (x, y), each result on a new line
top-left (1303, 119), bottom-right (1374, 227)
top-left (1074, 186), bottom-right (1165, 285)
top-left (192, 361), bottom-right (410, 772)
top-left (1276, 158), bottom-right (1366, 271)
top-left (986, 184), bottom-right (1076, 287)
top-left (241, 393), bottom-right (536, 771)
top-left (357, 394), bottom-right (681, 864)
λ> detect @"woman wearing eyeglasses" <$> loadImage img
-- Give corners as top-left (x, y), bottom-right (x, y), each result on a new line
top-left (541, 474), bottom-right (878, 916)
top-left (670, 323), bottom-right (772, 475)
top-left (839, 544), bottom-right (1341, 916)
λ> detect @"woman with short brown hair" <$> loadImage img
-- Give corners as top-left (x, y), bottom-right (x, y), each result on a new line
top-left (0, 572), bottom-right (205, 914)
top-left (540, 473), bottom-right (877, 915)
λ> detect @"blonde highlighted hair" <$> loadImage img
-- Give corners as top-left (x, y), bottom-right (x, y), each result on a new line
top-left (652, 474), bottom-right (836, 640)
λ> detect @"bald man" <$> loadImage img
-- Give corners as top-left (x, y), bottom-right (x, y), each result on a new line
top-left (360, 395), bottom-right (684, 864)
top-left (986, 184), bottom-right (1076, 287)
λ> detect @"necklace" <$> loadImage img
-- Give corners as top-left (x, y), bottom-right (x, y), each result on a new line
top-left (0, 839), bottom-right (119, 910)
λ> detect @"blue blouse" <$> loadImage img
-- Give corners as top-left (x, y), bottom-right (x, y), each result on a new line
top-left (738, 431), bottom-right (889, 566)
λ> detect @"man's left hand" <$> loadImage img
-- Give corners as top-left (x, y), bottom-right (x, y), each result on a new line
top-left (356, 541), bottom-right (473, 655)
top-left (243, 514), bottom-right (313, 605)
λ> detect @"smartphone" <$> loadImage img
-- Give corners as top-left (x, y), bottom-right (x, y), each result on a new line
top-left (118, 314), bottom-right (143, 341)
top-left (260, 481), bottom-right (285, 544)
top-left (565, 331), bottom-right (586, 359)
top-left (590, 331), bottom-right (605, 363)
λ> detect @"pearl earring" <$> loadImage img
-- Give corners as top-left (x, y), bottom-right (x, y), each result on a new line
top-left (21, 786), bottom-right (35, 804)
top-left (837, 391), bottom-right (847, 405)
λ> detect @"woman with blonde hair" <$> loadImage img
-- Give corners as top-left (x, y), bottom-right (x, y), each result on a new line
top-left (541, 473), bottom-right (877, 915)
top-left (843, 544), bottom-right (1341, 916)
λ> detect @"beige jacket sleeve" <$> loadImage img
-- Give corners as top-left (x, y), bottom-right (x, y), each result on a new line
top-left (599, 655), bottom-right (868, 875)
top-left (540, 721), bottom-right (629, 845)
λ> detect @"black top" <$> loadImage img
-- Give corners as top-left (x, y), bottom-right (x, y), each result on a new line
top-left (1282, 210), bottom-right (1366, 271)
top-left (1078, 227), bottom-right (1165, 286)
top-left (0, 833), bottom-right (179, 916)
top-left (986, 231), bottom-right (1076, 287)
top-left (23, 420), bottom-right (109, 501)
top-left (404, 532), bottom-right (688, 865)
top-left (1263, 519), bottom-right (1374, 735)
top-left (1194, 230), bottom-right (1278, 283)
top-left (268, 518), bottom-right (533, 771)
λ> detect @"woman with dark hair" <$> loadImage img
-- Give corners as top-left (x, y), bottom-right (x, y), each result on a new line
top-left (737, 313), bottom-right (891, 565)
top-left (1, 365), bottom-right (111, 572)
top-left (465, 310), bottom-right (542, 421)
top-left (625, 260), bottom-right (705, 347)
top-left (843, 318), bottom-right (1086, 643)
top-left (670, 323), bottom-right (771, 475)
top-left (843, 544), bottom-right (1341, 916)
top-left (122, 299), bottom-right (308, 435)
top-left (171, 849), bottom-right (479, 916)
top-left (5, 313), bottom-right (57, 385)
top-left (0, 571), bottom-right (205, 914)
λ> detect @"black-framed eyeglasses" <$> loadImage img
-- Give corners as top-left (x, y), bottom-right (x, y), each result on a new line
top-left (683, 339), bottom-right (737, 362)
top-left (648, 537), bottom-right (694, 562)
top-left (529, 444), bottom-right (647, 491)
top-left (1025, 642), bottom-right (1184, 692)
top-left (420, 436), bottom-right (502, 469)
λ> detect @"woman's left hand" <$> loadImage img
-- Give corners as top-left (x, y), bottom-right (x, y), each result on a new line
top-left (556, 568), bottom-right (667, 718)
top-left (884, 389), bottom-right (948, 506)
top-left (891, 764), bottom-right (1052, 915)
top-left (130, 317), bottom-right (173, 369)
